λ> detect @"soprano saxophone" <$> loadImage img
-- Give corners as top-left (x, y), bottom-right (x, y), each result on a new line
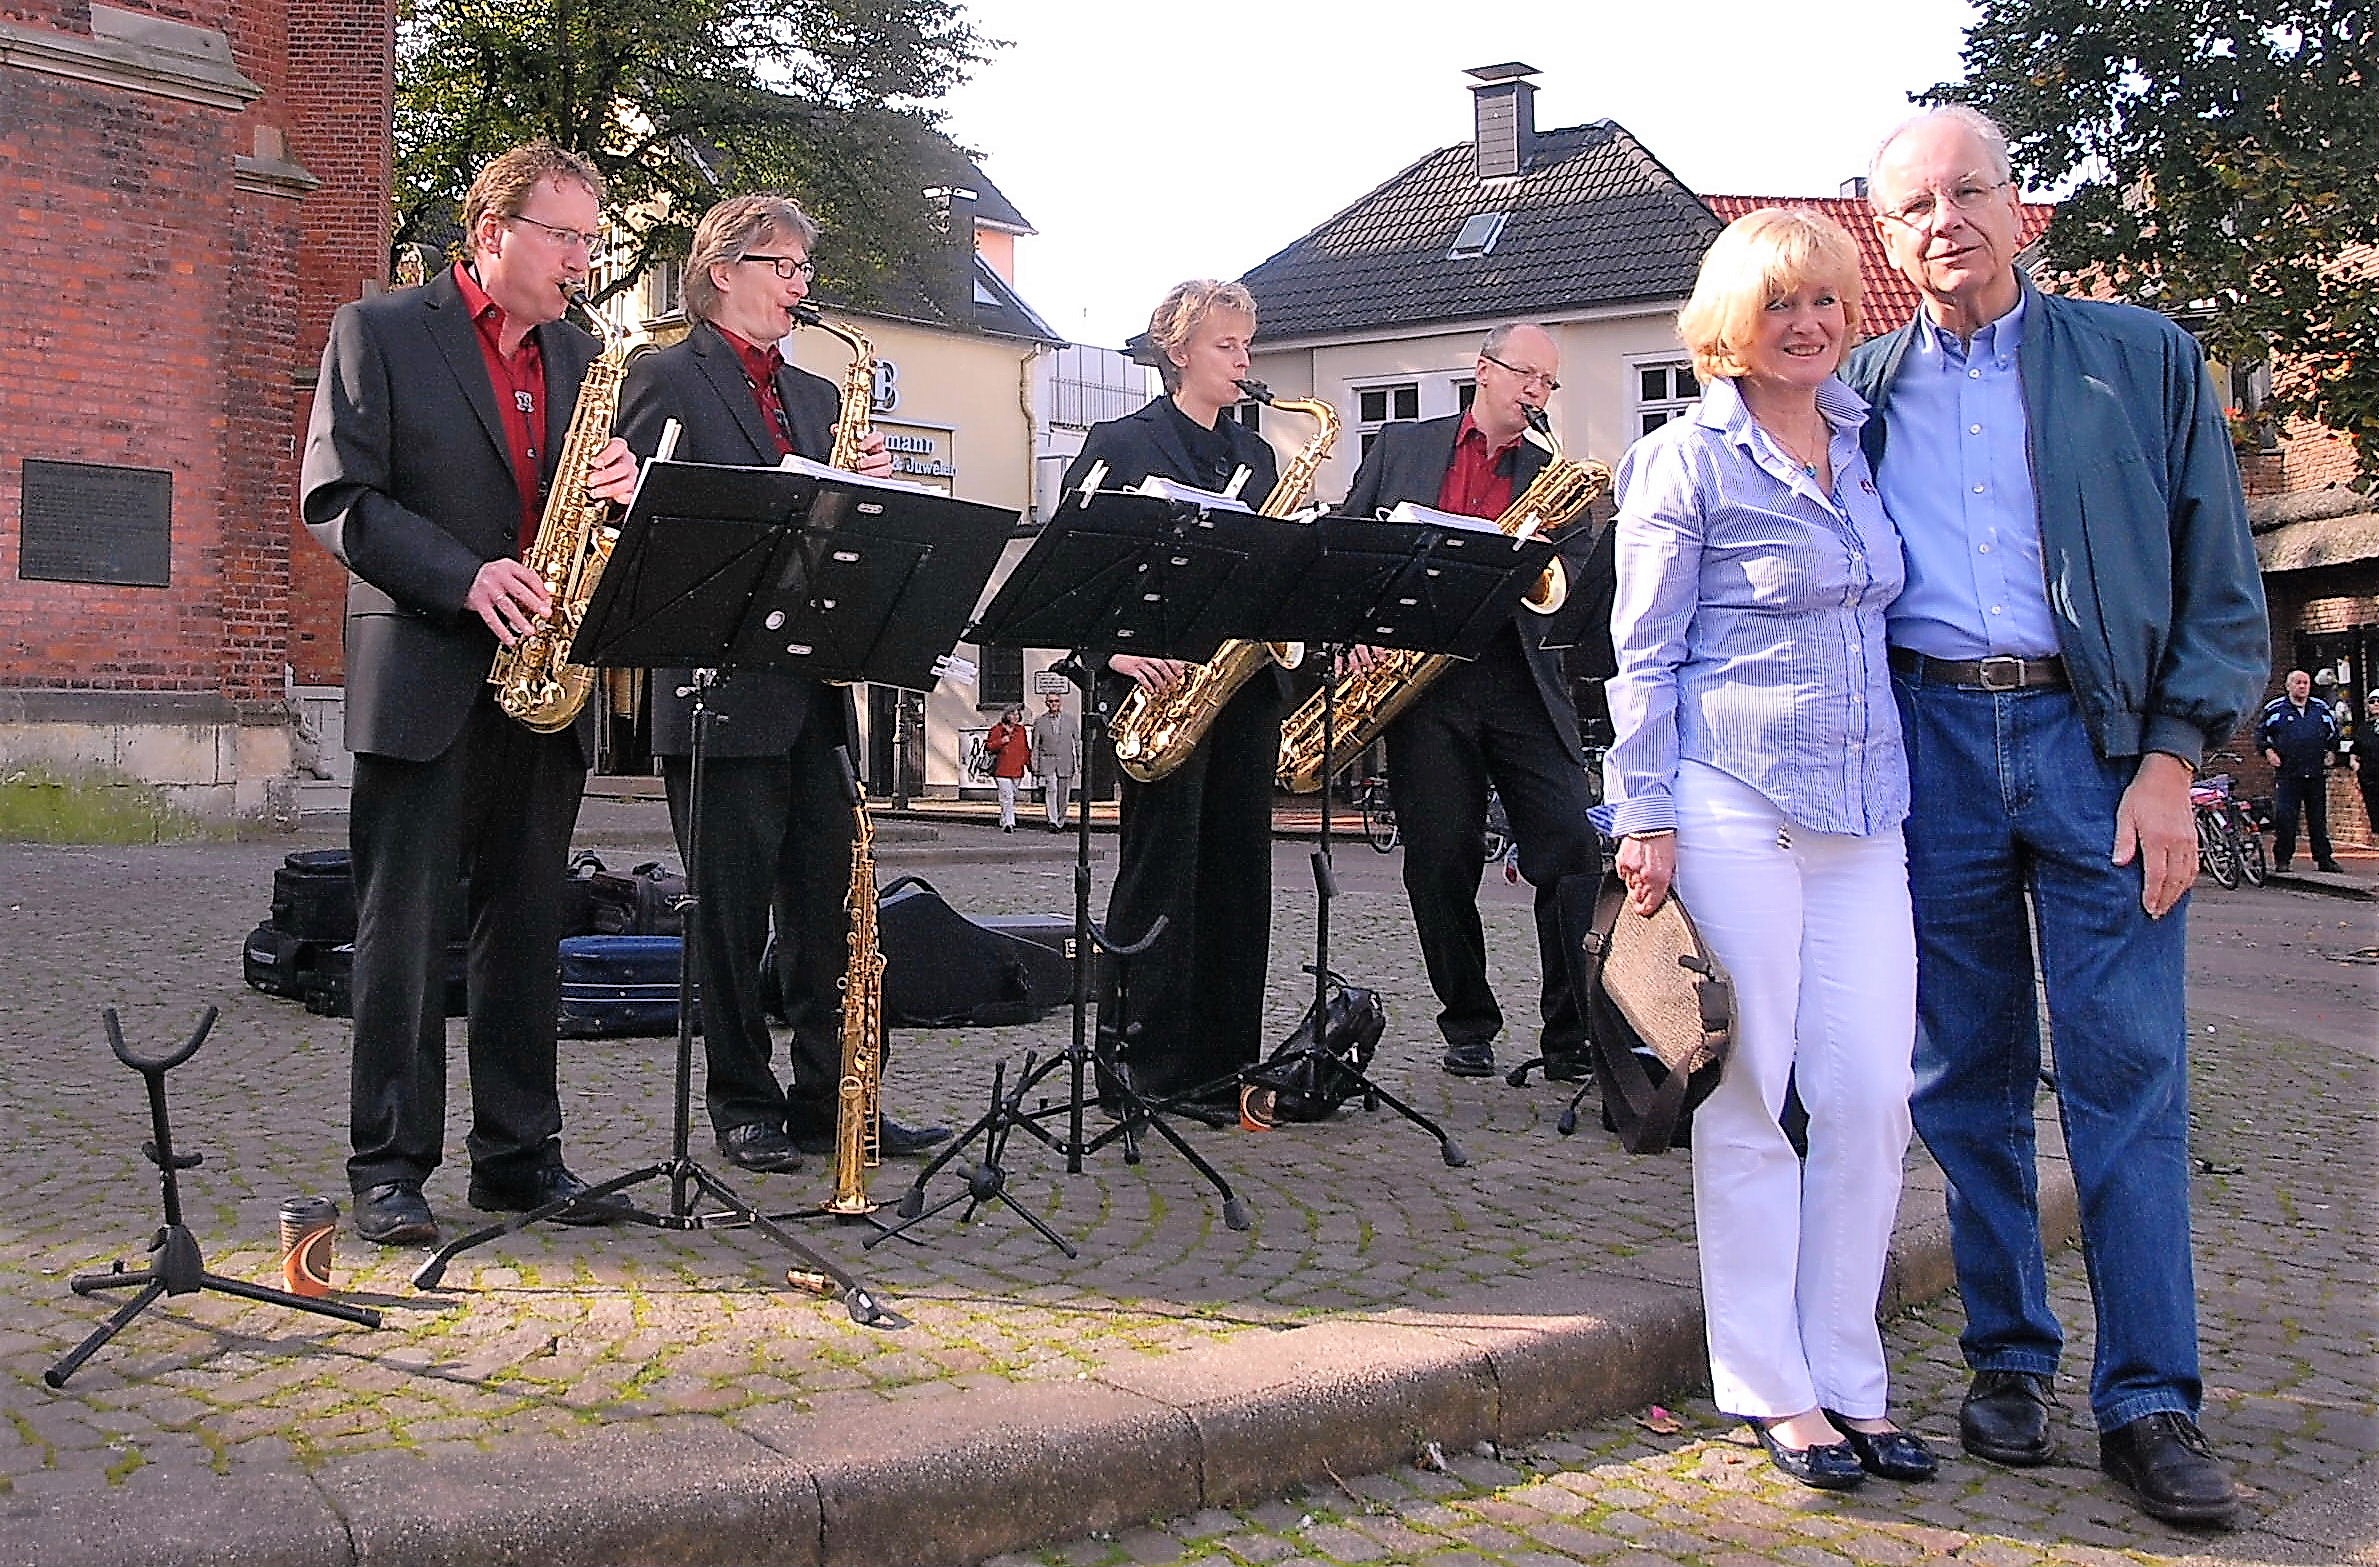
top-left (490, 295), bottom-right (630, 732)
top-left (1275, 408), bottom-right (1611, 794)
top-left (1108, 380), bottom-right (1338, 783)
top-left (825, 766), bottom-right (886, 1217)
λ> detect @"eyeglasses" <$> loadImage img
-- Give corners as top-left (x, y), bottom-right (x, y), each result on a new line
top-left (1482, 352), bottom-right (1560, 393)
top-left (1877, 178), bottom-right (2012, 229)
top-left (507, 213), bottom-right (606, 262)
top-left (740, 254), bottom-right (817, 282)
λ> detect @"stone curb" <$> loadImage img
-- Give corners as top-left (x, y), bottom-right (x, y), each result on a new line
top-left (14, 1164), bottom-right (2083, 1567)
top-left (2261, 868), bottom-right (2377, 902)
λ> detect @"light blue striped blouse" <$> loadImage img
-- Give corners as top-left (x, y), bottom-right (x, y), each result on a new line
top-left (1605, 374), bottom-right (1909, 838)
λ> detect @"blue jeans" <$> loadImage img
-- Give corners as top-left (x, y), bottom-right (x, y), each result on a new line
top-left (1893, 673), bottom-right (2202, 1431)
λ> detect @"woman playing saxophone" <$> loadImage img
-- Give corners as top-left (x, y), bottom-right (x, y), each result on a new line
top-left (1062, 280), bottom-right (1283, 1122)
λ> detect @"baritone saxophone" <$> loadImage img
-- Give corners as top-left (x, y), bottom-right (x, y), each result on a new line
top-left (1274, 407), bottom-right (1610, 794)
top-left (489, 294), bottom-right (630, 732)
top-left (1107, 380), bottom-right (1338, 784)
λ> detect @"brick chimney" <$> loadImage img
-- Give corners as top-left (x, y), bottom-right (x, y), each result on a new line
top-left (1467, 62), bottom-right (1540, 180)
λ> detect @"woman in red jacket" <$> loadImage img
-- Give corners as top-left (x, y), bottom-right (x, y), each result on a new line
top-left (985, 704), bottom-right (1032, 832)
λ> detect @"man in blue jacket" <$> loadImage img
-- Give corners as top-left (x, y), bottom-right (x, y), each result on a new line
top-left (2256, 669), bottom-right (2342, 872)
top-left (1846, 106), bottom-right (2267, 1528)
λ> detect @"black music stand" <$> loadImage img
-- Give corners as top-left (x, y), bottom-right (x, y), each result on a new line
top-left (872, 483), bottom-right (1316, 1251)
top-left (47, 1008), bottom-right (381, 1388)
top-left (409, 459), bottom-right (1012, 1323)
top-left (1213, 509), bottom-right (1560, 1163)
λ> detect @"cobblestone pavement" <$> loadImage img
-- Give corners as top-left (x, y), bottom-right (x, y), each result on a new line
top-left (0, 827), bottom-right (2368, 1566)
top-left (1007, 896), bottom-right (2379, 1566)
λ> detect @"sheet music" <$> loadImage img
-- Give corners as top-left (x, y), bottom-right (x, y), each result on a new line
top-left (1128, 475), bottom-right (1257, 514)
top-left (1383, 500), bottom-right (1504, 534)
top-left (773, 452), bottom-right (947, 499)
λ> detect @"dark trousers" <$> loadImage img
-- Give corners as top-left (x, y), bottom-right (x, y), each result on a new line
top-left (1099, 677), bottom-right (1281, 1097)
top-left (662, 720), bottom-right (852, 1134)
top-left (1384, 634), bottom-right (1598, 1057)
top-left (347, 695), bottom-right (586, 1191)
top-left (2271, 772), bottom-right (2333, 866)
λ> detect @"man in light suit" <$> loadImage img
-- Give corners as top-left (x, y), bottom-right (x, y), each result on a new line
top-left (1338, 324), bottom-right (1612, 1082)
top-left (615, 193), bottom-right (947, 1173)
top-left (302, 140), bottom-right (639, 1245)
top-left (1030, 692), bottom-right (1080, 830)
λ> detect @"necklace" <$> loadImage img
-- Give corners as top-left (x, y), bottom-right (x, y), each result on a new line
top-left (1763, 417), bottom-right (1831, 477)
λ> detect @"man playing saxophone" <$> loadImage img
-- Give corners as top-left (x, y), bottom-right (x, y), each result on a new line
top-left (1063, 280), bottom-right (1285, 1122)
top-left (615, 193), bottom-right (948, 1175)
top-left (1336, 324), bottom-right (1611, 1082)
top-left (301, 140), bottom-right (639, 1245)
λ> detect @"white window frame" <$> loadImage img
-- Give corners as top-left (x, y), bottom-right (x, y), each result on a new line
top-left (1627, 354), bottom-right (1699, 439)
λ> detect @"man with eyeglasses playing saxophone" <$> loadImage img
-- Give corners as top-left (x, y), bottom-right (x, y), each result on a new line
top-left (302, 139), bottom-right (640, 1246)
top-left (1335, 324), bottom-right (1611, 1084)
top-left (615, 193), bottom-right (949, 1177)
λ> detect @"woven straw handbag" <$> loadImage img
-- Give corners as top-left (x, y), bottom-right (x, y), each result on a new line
top-left (1557, 871), bottom-right (1736, 1154)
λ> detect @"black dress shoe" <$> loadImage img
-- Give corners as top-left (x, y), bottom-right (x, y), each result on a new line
top-left (1540, 1051), bottom-right (1593, 1083)
top-left (1746, 1417), bottom-right (1866, 1490)
top-left (716, 1122), bottom-right (804, 1173)
top-left (2100, 1412), bottom-right (2240, 1527)
top-left (354, 1180), bottom-right (438, 1246)
top-left (466, 1164), bottom-right (633, 1227)
top-left (784, 1113), bottom-right (953, 1158)
top-left (1441, 1040), bottom-right (1497, 1077)
top-left (2315, 859), bottom-right (2343, 873)
top-left (1960, 1369), bottom-right (2059, 1466)
top-left (1822, 1410), bottom-right (1940, 1481)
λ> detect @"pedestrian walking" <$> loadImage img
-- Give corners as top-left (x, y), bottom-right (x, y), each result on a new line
top-left (985, 705), bottom-right (1032, 832)
top-left (1031, 692), bottom-right (1080, 831)
top-left (1848, 105), bottom-right (2266, 1528)
top-left (2354, 691), bottom-right (2379, 847)
top-left (2258, 670), bottom-right (2342, 872)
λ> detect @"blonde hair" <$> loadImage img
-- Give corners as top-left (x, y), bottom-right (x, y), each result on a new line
top-left (461, 139), bottom-right (604, 252)
top-left (1146, 280), bottom-right (1257, 393)
top-left (1676, 207), bottom-right (1866, 383)
top-left (683, 193), bottom-right (821, 325)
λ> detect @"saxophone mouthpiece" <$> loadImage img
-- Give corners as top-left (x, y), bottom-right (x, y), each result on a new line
top-left (1522, 403), bottom-right (1558, 455)
top-left (1236, 378), bottom-right (1276, 406)
top-left (791, 304), bottom-right (824, 328)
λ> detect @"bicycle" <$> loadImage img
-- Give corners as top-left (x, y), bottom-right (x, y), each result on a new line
top-left (2190, 769), bottom-right (2249, 889)
top-left (1354, 776), bottom-right (1399, 853)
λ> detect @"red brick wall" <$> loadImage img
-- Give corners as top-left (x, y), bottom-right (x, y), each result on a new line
top-left (2240, 416), bottom-right (2363, 500)
top-left (0, 0), bottom-right (393, 703)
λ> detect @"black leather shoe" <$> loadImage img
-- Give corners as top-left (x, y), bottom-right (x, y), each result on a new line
top-left (354, 1180), bottom-right (437, 1246)
top-left (715, 1122), bottom-right (804, 1173)
top-left (1540, 1051), bottom-right (1593, 1083)
top-left (2100, 1412), bottom-right (2240, 1527)
top-left (2315, 859), bottom-right (2343, 873)
top-left (1746, 1418), bottom-right (1865, 1490)
top-left (1823, 1410), bottom-right (1940, 1481)
top-left (1960, 1370), bottom-right (2059, 1466)
top-left (785, 1114), bottom-right (953, 1158)
top-left (1441, 1041), bottom-right (1497, 1077)
top-left (466, 1165), bottom-right (633, 1227)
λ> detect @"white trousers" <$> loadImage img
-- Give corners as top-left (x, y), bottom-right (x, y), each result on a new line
top-left (1672, 760), bottom-right (1916, 1420)
top-left (996, 775), bottom-right (1020, 828)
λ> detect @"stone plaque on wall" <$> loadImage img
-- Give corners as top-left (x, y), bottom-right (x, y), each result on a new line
top-left (18, 459), bottom-right (173, 588)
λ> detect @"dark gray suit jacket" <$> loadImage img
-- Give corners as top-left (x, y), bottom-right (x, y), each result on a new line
top-left (1337, 413), bottom-right (1616, 750)
top-left (615, 321), bottom-right (853, 758)
top-left (300, 266), bottom-right (603, 764)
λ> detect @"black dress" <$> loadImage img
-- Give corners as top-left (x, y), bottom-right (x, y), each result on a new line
top-left (1062, 396), bottom-right (1284, 1100)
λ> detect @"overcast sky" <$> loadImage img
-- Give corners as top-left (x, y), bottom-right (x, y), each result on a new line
top-left (938, 0), bottom-right (1983, 346)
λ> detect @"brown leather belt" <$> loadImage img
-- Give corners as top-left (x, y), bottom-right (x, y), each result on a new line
top-left (1888, 648), bottom-right (2068, 691)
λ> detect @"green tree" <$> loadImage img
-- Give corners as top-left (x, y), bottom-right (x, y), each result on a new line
top-left (395, 0), bottom-right (994, 308)
top-left (1932, 1), bottom-right (2378, 482)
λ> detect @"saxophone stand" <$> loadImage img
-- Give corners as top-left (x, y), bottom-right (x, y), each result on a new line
top-left (877, 484), bottom-right (1310, 1250)
top-left (48, 1008), bottom-right (381, 1389)
top-left (412, 456), bottom-right (1014, 1323)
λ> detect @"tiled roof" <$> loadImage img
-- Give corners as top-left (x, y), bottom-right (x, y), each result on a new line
top-left (1703, 194), bottom-right (2056, 336)
top-left (1240, 120), bottom-right (1724, 343)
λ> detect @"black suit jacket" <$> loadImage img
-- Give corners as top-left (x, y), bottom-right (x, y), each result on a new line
top-left (1060, 396), bottom-right (1286, 712)
top-left (615, 321), bottom-right (854, 758)
top-left (301, 267), bottom-right (603, 764)
top-left (1337, 414), bottom-right (1616, 748)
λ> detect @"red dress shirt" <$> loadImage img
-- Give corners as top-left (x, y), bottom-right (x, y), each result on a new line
top-left (717, 326), bottom-right (797, 458)
top-left (452, 263), bottom-right (547, 551)
top-left (1435, 411), bottom-right (1521, 520)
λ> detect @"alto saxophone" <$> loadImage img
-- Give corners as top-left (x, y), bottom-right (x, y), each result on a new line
top-left (826, 772), bottom-right (886, 1216)
top-left (793, 303), bottom-right (876, 469)
top-left (490, 296), bottom-right (631, 732)
top-left (1108, 379), bottom-right (1338, 783)
top-left (1275, 408), bottom-right (1612, 794)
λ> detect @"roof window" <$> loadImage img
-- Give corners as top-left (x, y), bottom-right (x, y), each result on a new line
top-left (1448, 211), bottom-right (1509, 259)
